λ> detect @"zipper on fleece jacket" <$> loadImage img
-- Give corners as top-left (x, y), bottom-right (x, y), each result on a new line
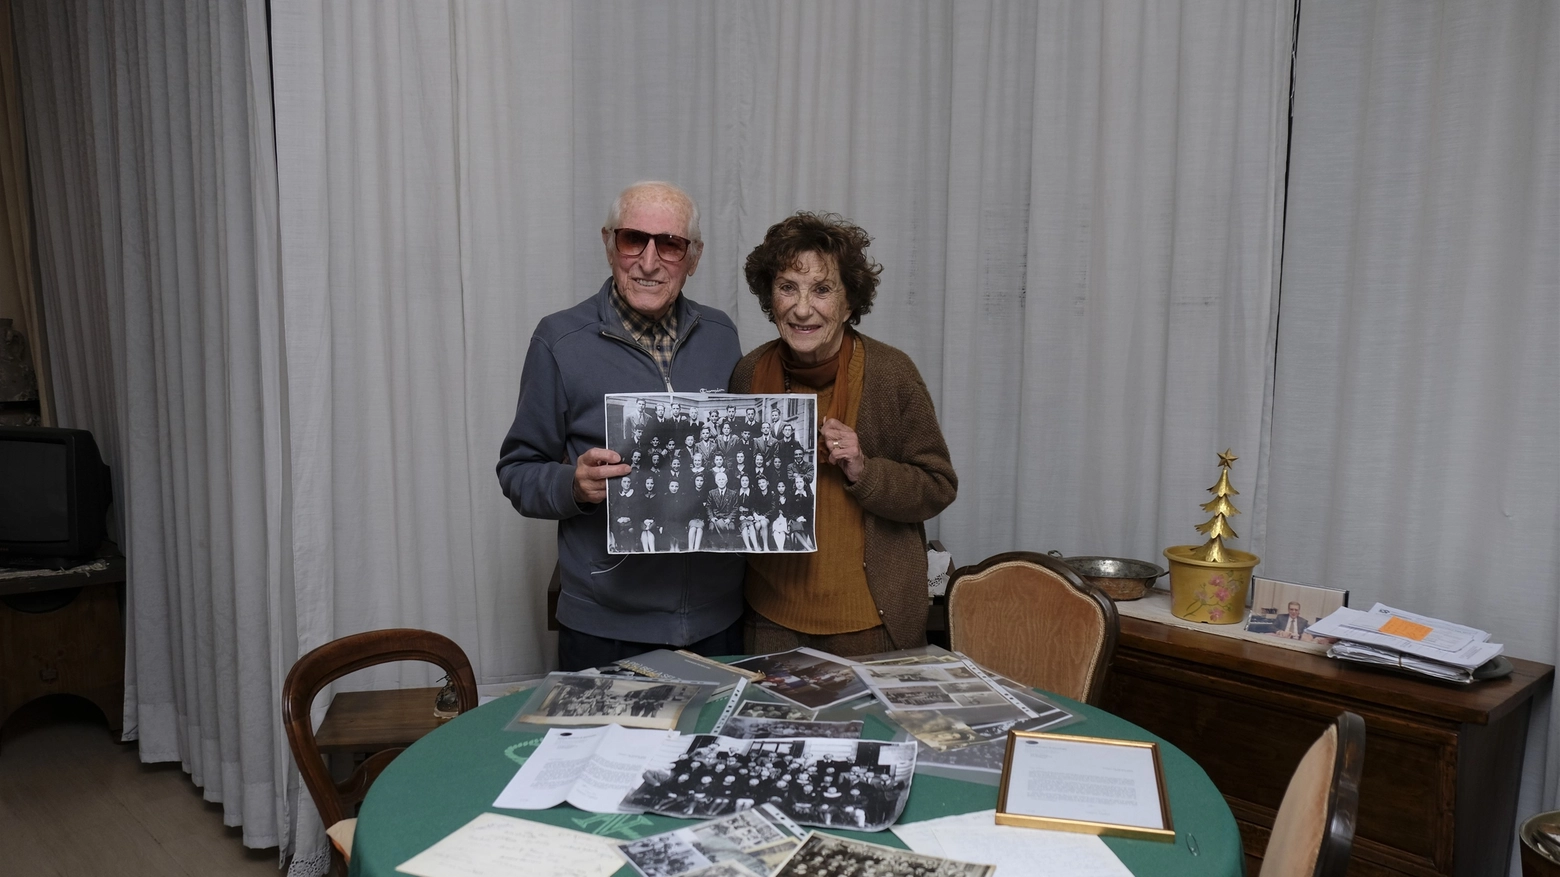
top-left (599, 310), bottom-right (702, 391)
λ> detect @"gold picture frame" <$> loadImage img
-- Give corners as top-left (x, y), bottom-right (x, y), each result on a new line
top-left (996, 730), bottom-right (1175, 843)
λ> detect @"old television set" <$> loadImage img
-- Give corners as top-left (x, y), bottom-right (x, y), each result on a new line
top-left (0, 426), bottom-right (112, 568)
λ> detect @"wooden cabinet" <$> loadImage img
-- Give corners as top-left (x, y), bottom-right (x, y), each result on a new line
top-left (0, 553), bottom-right (126, 738)
top-left (1103, 615), bottom-right (1552, 877)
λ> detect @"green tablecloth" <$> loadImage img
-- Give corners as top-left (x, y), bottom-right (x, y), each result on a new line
top-left (349, 687), bottom-right (1243, 877)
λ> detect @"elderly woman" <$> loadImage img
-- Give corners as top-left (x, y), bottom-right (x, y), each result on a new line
top-left (731, 212), bottom-right (957, 655)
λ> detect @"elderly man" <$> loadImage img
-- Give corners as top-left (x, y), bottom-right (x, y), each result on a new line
top-left (498, 181), bottom-right (745, 670)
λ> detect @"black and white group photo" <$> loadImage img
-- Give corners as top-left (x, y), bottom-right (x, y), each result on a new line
top-left (616, 805), bottom-right (799, 877)
top-left (524, 675), bottom-right (701, 731)
top-left (772, 832), bottom-right (995, 877)
top-left (621, 735), bottom-right (917, 831)
top-left (605, 393), bottom-right (818, 554)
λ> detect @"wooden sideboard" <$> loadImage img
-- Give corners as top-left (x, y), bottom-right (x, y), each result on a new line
top-left (1103, 615), bottom-right (1553, 877)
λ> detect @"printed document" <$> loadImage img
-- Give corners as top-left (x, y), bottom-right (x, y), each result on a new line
top-left (493, 724), bottom-right (678, 813)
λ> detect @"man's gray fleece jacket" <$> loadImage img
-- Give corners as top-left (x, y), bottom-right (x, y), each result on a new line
top-left (497, 279), bottom-right (746, 645)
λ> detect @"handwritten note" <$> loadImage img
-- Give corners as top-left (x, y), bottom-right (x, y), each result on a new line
top-left (395, 812), bottom-right (624, 877)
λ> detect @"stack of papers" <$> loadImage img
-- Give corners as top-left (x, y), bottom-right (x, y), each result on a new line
top-left (1307, 603), bottom-right (1505, 683)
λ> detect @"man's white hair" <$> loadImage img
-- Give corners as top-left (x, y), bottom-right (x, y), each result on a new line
top-left (605, 181), bottom-right (702, 242)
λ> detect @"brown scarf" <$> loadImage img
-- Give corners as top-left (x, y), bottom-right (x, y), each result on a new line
top-left (752, 329), bottom-right (856, 430)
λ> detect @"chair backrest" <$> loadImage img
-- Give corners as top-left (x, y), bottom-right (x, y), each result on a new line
top-left (282, 629), bottom-right (479, 830)
top-left (1260, 711), bottom-right (1366, 877)
top-left (946, 551), bottom-right (1119, 704)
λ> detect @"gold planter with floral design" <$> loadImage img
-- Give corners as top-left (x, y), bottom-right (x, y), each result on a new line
top-left (1163, 545), bottom-right (1260, 624)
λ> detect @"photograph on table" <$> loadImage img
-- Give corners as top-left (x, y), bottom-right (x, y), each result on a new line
top-left (716, 716), bottom-right (863, 741)
top-left (729, 647), bottom-right (870, 710)
top-left (910, 712), bottom-right (1079, 786)
top-left (621, 734), bottom-right (917, 831)
top-left (855, 660), bottom-right (1011, 711)
top-left (772, 832), bottom-right (995, 877)
top-left (616, 803), bottom-right (803, 877)
top-left (1243, 577), bottom-right (1349, 644)
top-left (732, 701), bottom-right (816, 722)
top-left (680, 863), bottom-right (764, 877)
top-left (605, 392), bottom-right (818, 555)
top-left (890, 710), bottom-right (983, 751)
top-left (509, 673), bottom-right (708, 731)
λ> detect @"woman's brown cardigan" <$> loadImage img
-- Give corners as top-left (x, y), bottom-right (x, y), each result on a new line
top-left (730, 333), bottom-right (958, 648)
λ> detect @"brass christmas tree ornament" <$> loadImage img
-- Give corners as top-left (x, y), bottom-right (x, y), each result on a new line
top-left (1164, 449), bottom-right (1262, 624)
top-left (1191, 450), bottom-right (1241, 562)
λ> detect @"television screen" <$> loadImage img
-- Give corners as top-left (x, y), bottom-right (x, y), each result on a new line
top-left (0, 440), bottom-right (70, 543)
top-left (0, 427), bottom-right (111, 566)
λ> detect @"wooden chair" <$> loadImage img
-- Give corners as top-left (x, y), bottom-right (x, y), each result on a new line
top-left (283, 629), bottom-right (478, 875)
top-left (1260, 711), bottom-right (1366, 877)
top-left (947, 551), bottom-right (1118, 704)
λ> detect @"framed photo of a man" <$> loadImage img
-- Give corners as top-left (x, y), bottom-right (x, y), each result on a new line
top-left (1244, 577), bottom-right (1349, 644)
top-left (605, 392), bottom-right (818, 554)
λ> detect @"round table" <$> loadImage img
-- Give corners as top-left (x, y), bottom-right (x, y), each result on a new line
top-left (348, 687), bottom-right (1243, 877)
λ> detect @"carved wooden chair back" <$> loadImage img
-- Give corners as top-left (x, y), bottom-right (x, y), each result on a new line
top-left (1260, 711), bottom-right (1366, 877)
top-left (282, 629), bottom-right (478, 872)
top-left (947, 551), bottom-right (1119, 704)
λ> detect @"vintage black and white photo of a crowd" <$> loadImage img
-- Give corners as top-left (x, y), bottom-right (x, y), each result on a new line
top-left (621, 735), bottom-right (916, 831)
top-left (526, 675), bottom-right (700, 730)
top-left (772, 833), bottom-right (995, 877)
top-left (605, 393), bottom-right (818, 554)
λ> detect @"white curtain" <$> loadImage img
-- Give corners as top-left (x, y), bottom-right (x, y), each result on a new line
top-left (13, 0), bottom-right (290, 858)
top-left (1268, 0), bottom-right (1559, 867)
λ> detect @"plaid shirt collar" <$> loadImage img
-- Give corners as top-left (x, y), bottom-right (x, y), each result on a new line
top-left (610, 282), bottom-right (680, 379)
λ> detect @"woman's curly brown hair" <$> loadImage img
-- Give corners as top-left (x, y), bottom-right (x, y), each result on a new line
top-left (743, 212), bottom-right (881, 326)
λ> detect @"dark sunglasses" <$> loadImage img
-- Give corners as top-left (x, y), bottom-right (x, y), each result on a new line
top-left (611, 227), bottom-right (695, 262)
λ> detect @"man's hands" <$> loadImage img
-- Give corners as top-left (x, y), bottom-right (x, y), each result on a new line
top-left (820, 417), bottom-right (865, 483)
top-left (574, 447), bottom-right (630, 505)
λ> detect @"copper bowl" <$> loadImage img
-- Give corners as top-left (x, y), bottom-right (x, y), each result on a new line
top-left (1048, 552), bottom-right (1168, 601)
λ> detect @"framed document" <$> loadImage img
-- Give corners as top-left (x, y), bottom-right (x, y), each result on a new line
top-left (996, 730), bottom-right (1175, 842)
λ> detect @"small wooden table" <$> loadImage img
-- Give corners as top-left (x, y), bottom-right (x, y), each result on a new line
top-left (1104, 613), bottom-right (1554, 877)
top-left (314, 687), bottom-right (446, 756)
top-left (0, 551), bottom-right (126, 740)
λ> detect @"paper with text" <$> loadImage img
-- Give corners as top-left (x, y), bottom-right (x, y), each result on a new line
top-left (395, 812), bottom-right (623, 877)
top-left (493, 724), bottom-right (678, 813)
